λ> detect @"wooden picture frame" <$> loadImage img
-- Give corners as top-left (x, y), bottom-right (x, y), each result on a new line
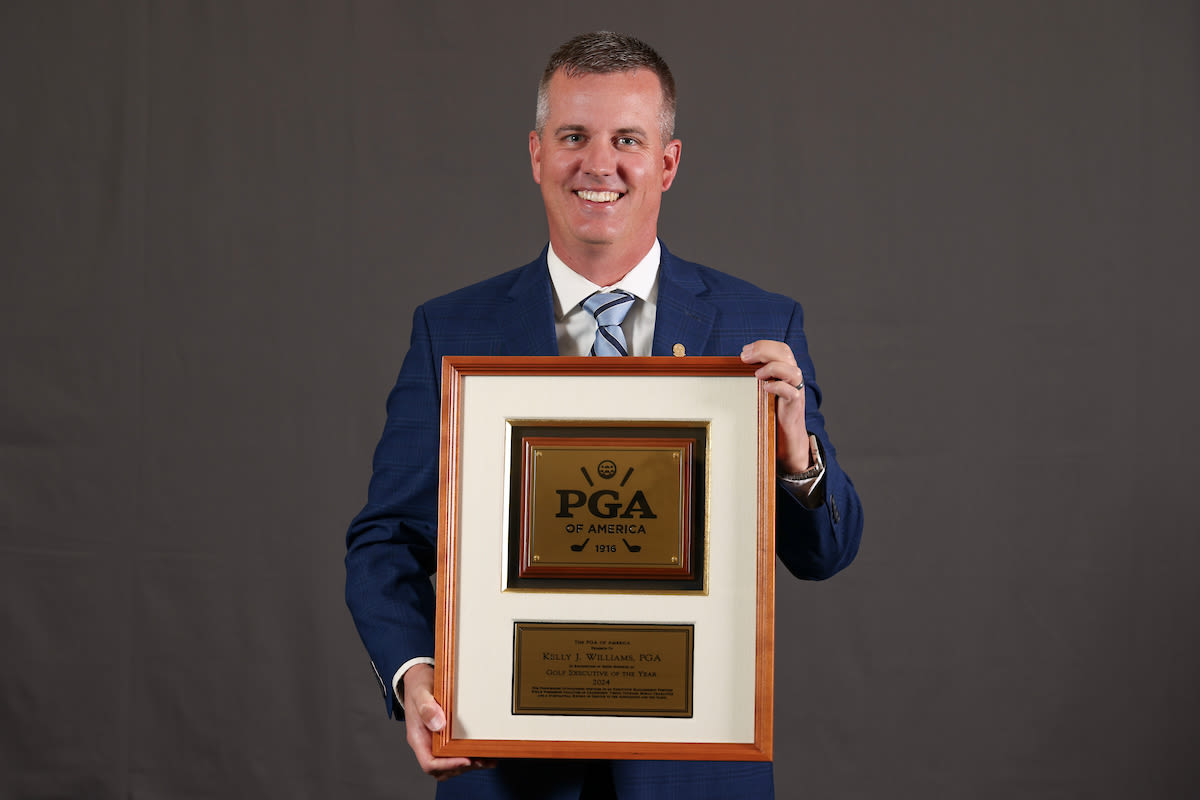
top-left (433, 356), bottom-right (775, 761)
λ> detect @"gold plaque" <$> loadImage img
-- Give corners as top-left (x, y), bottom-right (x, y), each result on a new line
top-left (512, 622), bottom-right (694, 717)
top-left (508, 424), bottom-right (707, 590)
top-left (434, 357), bottom-right (776, 762)
top-left (525, 441), bottom-right (686, 570)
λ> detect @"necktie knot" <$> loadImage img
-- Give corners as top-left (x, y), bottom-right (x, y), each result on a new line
top-left (583, 290), bottom-right (634, 356)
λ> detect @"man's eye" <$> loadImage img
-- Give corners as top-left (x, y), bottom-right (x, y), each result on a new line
top-left (617, 137), bottom-right (638, 146)
top-left (564, 134), bottom-right (583, 144)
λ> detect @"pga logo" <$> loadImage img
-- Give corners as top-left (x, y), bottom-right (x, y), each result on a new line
top-left (553, 459), bottom-right (657, 520)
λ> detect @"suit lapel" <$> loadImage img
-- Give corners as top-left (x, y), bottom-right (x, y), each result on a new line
top-left (488, 245), bottom-right (716, 358)
top-left (651, 246), bottom-right (717, 356)
top-left (493, 253), bottom-right (559, 356)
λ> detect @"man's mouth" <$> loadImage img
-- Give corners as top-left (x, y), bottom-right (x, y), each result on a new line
top-left (575, 190), bottom-right (622, 203)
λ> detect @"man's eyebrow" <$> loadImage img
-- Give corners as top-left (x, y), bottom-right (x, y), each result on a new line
top-left (551, 124), bottom-right (650, 137)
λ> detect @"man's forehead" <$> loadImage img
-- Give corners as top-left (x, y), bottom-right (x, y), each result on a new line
top-left (547, 68), bottom-right (664, 101)
top-left (544, 71), bottom-right (664, 124)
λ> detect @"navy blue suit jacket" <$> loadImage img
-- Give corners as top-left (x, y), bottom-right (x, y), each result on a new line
top-left (345, 244), bottom-right (863, 798)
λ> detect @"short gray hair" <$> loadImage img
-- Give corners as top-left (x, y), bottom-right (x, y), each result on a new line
top-left (534, 31), bottom-right (677, 142)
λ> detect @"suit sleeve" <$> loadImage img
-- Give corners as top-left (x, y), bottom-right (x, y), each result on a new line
top-left (774, 301), bottom-right (864, 580)
top-left (345, 305), bottom-right (442, 718)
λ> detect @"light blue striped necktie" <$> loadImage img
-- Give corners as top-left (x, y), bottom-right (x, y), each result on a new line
top-left (583, 290), bottom-right (635, 356)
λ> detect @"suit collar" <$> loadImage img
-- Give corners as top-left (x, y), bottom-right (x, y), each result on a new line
top-left (495, 243), bottom-right (717, 357)
top-left (546, 239), bottom-right (661, 313)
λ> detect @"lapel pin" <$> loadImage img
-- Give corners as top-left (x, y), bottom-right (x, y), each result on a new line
top-left (672, 343), bottom-right (686, 357)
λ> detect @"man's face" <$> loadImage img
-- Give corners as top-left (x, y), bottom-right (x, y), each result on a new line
top-left (529, 69), bottom-right (681, 268)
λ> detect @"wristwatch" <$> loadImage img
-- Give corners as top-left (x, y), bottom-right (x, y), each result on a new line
top-left (779, 434), bottom-right (824, 482)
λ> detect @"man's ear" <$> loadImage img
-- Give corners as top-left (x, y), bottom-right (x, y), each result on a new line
top-left (661, 139), bottom-right (682, 191)
top-left (529, 130), bottom-right (543, 185)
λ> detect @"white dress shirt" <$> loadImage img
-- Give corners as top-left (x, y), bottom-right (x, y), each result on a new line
top-left (546, 239), bottom-right (659, 356)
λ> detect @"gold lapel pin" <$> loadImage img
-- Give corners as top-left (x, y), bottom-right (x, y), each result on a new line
top-left (672, 343), bottom-right (686, 357)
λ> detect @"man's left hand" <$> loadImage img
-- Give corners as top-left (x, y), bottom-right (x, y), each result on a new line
top-left (741, 340), bottom-right (811, 473)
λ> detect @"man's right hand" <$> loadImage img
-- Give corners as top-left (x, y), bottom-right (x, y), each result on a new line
top-left (401, 663), bottom-right (496, 781)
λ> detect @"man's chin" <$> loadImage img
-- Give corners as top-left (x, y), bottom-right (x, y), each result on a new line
top-left (563, 227), bottom-right (619, 248)
top-left (574, 235), bottom-right (616, 247)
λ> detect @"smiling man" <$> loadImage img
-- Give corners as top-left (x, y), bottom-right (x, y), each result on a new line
top-left (345, 31), bottom-right (863, 799)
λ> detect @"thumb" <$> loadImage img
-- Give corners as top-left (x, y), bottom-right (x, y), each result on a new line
top-left (417, 695), bottom-right (446, 732)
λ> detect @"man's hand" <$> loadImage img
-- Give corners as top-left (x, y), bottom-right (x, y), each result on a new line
top-left (401, 664), bottom-right (495, 781)
top-left (741, 340), bottom-right (811, 473)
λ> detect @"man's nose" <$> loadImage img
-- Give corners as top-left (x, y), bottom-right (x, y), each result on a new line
top-left (581, 140), bottom-right (617, 176)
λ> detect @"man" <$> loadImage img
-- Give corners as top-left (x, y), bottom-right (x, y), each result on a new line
top-left (346, 31), bottom-right (863, 799)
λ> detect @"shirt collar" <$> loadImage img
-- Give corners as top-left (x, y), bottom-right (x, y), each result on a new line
top-left (546, 240), bottom-right (661, 321)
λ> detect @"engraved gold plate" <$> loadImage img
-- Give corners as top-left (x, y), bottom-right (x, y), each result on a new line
top-left (525, 440), bottom-right (686, 571)
top-left (508, 424), bottom-right (706, 590)
top-left (512, 622), bottom-right (694, 717)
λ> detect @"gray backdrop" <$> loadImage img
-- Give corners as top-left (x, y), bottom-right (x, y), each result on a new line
top-left (3, 1), bottom-right (1197, 798)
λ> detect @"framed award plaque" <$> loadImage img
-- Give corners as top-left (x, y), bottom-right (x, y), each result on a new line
top-left (433, 356), bottom-right (775, 761)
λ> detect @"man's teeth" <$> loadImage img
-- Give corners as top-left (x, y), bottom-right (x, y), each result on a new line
top-left (576, 190), bottom-right (621, 203)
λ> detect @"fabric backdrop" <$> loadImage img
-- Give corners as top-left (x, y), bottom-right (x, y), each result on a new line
top-left (2, 2), bottom-right (1197, 798)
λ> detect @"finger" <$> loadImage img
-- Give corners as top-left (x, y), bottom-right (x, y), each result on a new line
top-left (431, 757), bottom-right (497, 781)
top-left (740, 340), bottom-right (796, 367)
top-left (403, 667), bottom-right (447, 734)
top-left (416, 695), bottom-right (447, 732)
top-left (407, 719), bottom-right (473, 777)
top-left (427, 756), bottom-right (474, 779)
top-left (761, 378), bottom-right (806, 404)
top-left (404, 714), bottom-right (435, 763)
top-left (403, 674), bottom-right (474, 777)
top-left (753, 360), bottom-right (805, 391)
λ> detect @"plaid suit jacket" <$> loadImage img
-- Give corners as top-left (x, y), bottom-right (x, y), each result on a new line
top-left (345, 243), bottom-right (863, 798)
